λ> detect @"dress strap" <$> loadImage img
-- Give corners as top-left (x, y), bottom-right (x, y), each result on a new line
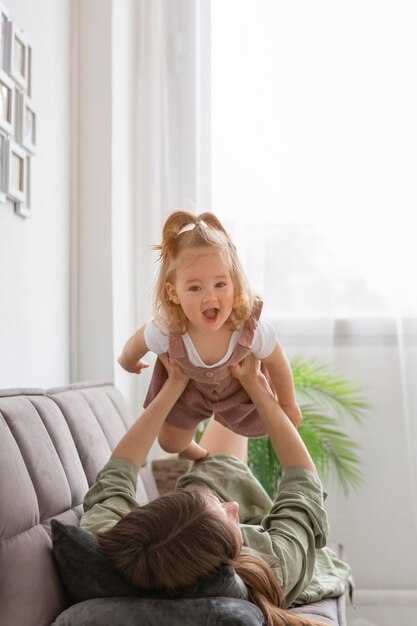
top-left (237, 299), bottom-right (263, 349)
top-left (168, 333), bottom-right (186, 359)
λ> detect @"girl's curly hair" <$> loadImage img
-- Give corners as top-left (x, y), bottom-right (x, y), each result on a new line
top-left (153, 210), bottom-right (255, 334)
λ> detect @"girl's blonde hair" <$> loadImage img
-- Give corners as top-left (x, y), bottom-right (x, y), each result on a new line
top-left (98, 488), bottom-right (328, 626)
top-left (153, 210), bottom-right (255, 334)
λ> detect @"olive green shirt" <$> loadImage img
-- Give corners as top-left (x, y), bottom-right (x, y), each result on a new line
top-left (81, 454), bottom-right (352, 609)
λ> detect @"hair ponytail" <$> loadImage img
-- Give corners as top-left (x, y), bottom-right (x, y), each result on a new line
top-left (198, 212), bottom-right (235, 244)
top-left (234, 553), bottom-right (328, 626)
top-left (156, 211), bottom-right (199, 260)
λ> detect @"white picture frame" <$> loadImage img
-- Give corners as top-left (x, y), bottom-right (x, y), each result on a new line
top-left (0, 131), bottom-right (7, 202)
top-left (0, 6), bottom-right (35, 218)
top-left (0, 67), bottom-right (13, 134)
top-left (15, 152), bottom-right (30, 217)
top-left (14, 87), bottom-right (36, 149)
top-left (13, 83), bottom-right (20, 136)
top-left (17, 92), bottom-right (35, 154)
top-left (26, 43), bottom-right (32, 97)
top-left (0, 3), bottom-right (9, 72)
top-left (8, 23), bottom-right (27, 90)
top-left (7, 138), bottom-right (26, 203)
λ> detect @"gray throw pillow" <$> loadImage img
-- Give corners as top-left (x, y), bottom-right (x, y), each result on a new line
top-left (51, 520), bottom-right (248, 603)
top-left (52, 597), bottom-right (266, 626)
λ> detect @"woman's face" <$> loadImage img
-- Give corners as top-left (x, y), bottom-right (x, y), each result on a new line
top-left (207, 494), bottom-right (243, 546)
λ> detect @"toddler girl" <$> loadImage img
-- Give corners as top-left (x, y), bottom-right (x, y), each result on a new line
top-left (118, 211), bottom-right (302, 460)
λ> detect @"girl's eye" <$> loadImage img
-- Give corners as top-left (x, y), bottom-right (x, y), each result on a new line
top-left (215, 282), bottom-right (226, 288)
top-left (189, 286), bottom-right (201, 292)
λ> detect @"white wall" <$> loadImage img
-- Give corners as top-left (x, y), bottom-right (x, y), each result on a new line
top-left (0, 0), bottom-right (139, 396)
top-left (0, 0), bottom-right (197, 408)
top-left (0, 0), bottom-right (71, 388)
top-left (0, 0), bottom-right (134, 394)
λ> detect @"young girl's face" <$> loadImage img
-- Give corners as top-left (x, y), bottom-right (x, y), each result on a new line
top-left (166, 248), bottom-right (234, 334)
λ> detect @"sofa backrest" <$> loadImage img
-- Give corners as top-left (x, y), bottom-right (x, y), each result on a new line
top-left (0, 381), bottom-right (157, 626)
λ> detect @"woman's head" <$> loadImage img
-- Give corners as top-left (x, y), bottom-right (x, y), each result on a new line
top-left (153, 210), bottom-right (255, 334)
top-left (98, 487), bottom-right (329, 626)
top-left (97, 488), bottom-right (240, 591)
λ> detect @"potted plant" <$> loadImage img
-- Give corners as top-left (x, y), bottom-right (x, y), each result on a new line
top-left (248, 358), bottom-right (369, 498)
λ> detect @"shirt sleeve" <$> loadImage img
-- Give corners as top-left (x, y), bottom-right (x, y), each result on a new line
top-left (80, 457), bottom-right (140, 534)
top-left (251, 319), bottom-right (277, 359)
top-left (261, 467), bottom-right (328, 608)
top-left (143, 319), bottom-right (170, 355)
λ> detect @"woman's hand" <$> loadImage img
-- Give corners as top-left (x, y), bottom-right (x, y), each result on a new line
top-left (111, 354), bottom-right (189, 470)
top-left (230, 355), bottom-right (273, 395)
top-left (159, 353), bottom-right (190, 389)
top-left (230, 354), bottom-right (262, 381)
top-left (232, 357), bottom-right (303, 429)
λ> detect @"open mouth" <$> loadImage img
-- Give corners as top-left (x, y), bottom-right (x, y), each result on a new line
top-left (202, 308), bottom-right (219, 322)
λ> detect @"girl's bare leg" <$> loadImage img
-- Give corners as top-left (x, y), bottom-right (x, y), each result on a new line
top-left (199, 418), bottom-right (248, 463)
top-left (158, 422), bottom-right (208, 461)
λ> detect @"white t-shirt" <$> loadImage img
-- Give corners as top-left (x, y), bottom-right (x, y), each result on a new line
top-left (144, 318), bottom-right (277, 368)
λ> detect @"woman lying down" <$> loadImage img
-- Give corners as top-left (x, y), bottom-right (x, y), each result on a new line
top-left (80, 354), bottom-right (352, 626)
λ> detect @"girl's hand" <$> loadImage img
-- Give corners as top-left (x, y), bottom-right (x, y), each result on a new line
top-left (118, 357), bottom-right (149, 374)
top-left (133, 359), bottom-right (150, 374)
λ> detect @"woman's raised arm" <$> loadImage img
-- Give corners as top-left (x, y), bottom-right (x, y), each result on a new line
top-left (230, 355), bottom-right (316, 474)
top-left (111, 355), bottom-right (189, 470)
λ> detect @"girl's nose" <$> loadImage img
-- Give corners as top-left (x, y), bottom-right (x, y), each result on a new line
top-left (203, 290), bottom-right (218, 302)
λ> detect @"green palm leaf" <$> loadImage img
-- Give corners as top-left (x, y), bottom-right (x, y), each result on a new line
top-left (248, 359), bottom-right (369, 498)
top-left (291, 358), bottom-right (370, 424)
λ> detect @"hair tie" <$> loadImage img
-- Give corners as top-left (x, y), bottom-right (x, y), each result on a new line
top-left (176, 219), bottom-right (209, 238)
top-left (176, 223), bottom-right (196, 237)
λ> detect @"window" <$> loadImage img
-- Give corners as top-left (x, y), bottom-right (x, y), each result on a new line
top-left (208, 0), bottom-right (417, 319)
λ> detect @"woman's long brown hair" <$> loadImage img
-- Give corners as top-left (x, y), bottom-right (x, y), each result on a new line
top-left (235, 552), bottom-right (327, 626)
top-left (98, 488), bottom-right (328, 626)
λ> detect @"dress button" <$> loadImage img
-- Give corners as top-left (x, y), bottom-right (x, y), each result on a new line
top-left (206, 371), bottom-right (215, 378)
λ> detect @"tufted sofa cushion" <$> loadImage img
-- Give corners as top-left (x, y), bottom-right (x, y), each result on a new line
top-left (0, 381), bottom-right (157, 626)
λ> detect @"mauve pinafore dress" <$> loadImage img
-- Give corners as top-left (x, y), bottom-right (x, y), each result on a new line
top-left (143, 301), bottom-right (272, 437)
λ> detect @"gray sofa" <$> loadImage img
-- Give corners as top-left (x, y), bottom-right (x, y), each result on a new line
top-left (0, 381), bottom-right (347, 626)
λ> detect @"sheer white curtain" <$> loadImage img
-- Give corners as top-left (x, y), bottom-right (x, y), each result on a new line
top-left (133, 0), bottom-right (198, 402)
top-left (208, 1), bottom-right (417, 624)
top-left (210, 0), bottom-right (417, 318)
top-left (135, 0), bottom-right (182, 305)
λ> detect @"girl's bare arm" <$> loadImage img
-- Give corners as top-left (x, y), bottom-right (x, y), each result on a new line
top-left (118, 324), bottom-right (150, 374)
top-left (262, 343), bottom-right (302, 427)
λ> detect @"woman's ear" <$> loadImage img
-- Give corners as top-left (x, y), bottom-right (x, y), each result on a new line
top-left (166, 282), bottom-right (180, 304)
